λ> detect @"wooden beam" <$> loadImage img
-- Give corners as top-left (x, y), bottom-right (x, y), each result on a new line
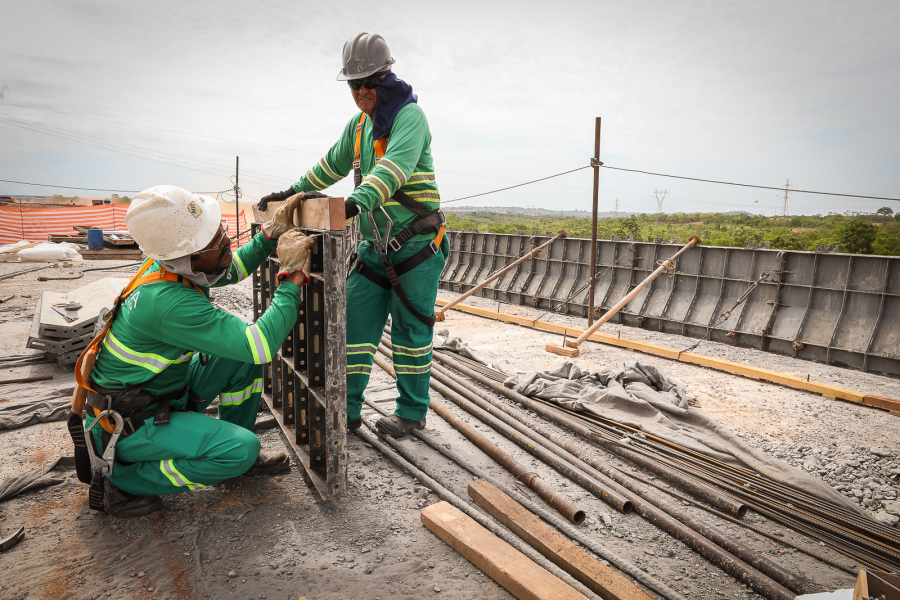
top-left (435, 298), bottom-right (900, 413)
top-left (251, 196), bottom-right (346, 231)
top-left (420, 501), bottom-right (589, 600)
top-left (467, 479), bottom-right (654, 600)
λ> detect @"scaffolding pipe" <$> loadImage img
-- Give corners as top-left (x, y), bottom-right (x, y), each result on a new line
top-left (436, 230), bottom-right (566, 322)
top-left (548, 235), bottom-right (700, 356)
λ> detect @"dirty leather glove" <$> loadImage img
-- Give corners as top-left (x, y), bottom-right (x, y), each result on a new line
top-left (345, 199), bottom-right (360, 219)
top-left (259, 188), bottom-right (295, 211)
top-left (276, 230), bottom-right (317, 284)
top-left (262, 193), bottom-right (304, 240)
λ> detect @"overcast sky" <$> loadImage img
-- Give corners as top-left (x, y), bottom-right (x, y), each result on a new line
top-left (1, 0), bottom-right (898, 216)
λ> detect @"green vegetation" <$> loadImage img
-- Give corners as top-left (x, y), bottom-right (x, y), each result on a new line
top-left (445, 208), bottom-right (900, 256)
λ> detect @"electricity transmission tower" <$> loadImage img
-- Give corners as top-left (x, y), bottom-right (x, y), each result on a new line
top-left (614, 197), bottom-right (619, 219)
top-left (780, 179), bottom-right (792, 220)
top-left (654, 189), bottom-right (668, 225)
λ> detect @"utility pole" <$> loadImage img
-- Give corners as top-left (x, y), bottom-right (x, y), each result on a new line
top-left (235, 156), bottom-right (241, 247)
top-left (587, 117), bottom-right (602, 327)
top-left (654, 189), bottom-right (668, 225)
top-left (781, 179), bottom-right (792, 220)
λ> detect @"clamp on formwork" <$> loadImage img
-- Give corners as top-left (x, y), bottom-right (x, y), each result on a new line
top-left (251, 196), bottom-right (349, 500)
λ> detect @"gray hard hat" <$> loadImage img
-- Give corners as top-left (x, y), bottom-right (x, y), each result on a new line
top-left (337, 32), bottom-right (395, 81)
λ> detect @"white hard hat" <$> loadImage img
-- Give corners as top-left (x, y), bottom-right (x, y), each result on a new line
top-left (125, 185), bottom-right (222, 260)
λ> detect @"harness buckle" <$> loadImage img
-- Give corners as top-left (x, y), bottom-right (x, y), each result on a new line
top-left (388, 237), bottom-right (403, 252)
top-left (428, 240), bottom-right (438, 254)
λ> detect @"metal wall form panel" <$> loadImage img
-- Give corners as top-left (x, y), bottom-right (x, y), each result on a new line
top-left (439, 230), bottom-right (900, 377)
top-left (251, 224), bottom-right (348, 500)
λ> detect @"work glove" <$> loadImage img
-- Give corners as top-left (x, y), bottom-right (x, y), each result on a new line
top-left (276, 229), bottom-right (317, 284)
top-left (259, 188), bottom-right (295, 211)
top-left (345, 199), bottom-right (360, 219)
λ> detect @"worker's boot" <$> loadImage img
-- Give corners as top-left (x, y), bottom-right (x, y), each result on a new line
top-left (103, 479), bottom-right (163, 518)
top-left (375, 415), bottom-right (426, 439)
top-left (246, 451), bottom-right (290, 476)
top-left (347, 417), bottom-right (362, 432)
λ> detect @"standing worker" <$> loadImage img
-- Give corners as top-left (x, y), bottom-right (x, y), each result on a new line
top-left (260, 33), bottom-right (446, 438)
top-left (69, 185), bottom-right (316, 516)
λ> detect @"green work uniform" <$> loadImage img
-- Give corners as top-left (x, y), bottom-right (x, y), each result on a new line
top-left (292, 104), bottom-right (445, 421)
top-left (87, 231), bottom-right (302, 496)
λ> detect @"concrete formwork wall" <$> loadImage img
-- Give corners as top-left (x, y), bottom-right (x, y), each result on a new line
top-left (439, 230), bottom-right (900, 377)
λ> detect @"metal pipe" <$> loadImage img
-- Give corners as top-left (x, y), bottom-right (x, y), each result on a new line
top-left (547, 236), bottom-right (700, 355)
top-left (0, 374), bottom-right (53, 385)
top-left (588, 117), bottom-right (601, 327)
top-left (371, 352), bottom-right (586, 525)
top-left (353, 420), bottom-right (602, 600)
top-left (361, 397), bottom-right (686, 600)
top-left (431, 350), bottom-right (801, 600)
top-left (436, 230), bottom-right (566, 321)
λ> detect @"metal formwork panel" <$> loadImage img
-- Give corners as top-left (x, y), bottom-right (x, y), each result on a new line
top-left (252, 223), bottom-right (347, 500)
top-left (440, 229), bottom-right (900, 377)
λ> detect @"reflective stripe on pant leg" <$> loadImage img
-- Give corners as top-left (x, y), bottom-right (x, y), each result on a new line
top-left (219, 378), bottom-right (264, 406)
top-left (160, 459), bottom-right (206, 491)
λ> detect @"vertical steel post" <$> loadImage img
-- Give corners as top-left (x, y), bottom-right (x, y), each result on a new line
top-left (234, 156), bottom-right (241, 247)
top-left (587, 117), bottom-right (601, 326)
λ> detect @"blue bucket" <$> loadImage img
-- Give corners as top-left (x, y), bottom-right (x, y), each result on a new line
top-left (87, 227), bottom-right (104, 250)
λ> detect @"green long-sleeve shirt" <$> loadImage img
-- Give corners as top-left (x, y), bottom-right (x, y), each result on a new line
top-left (91, 231), bottom-right (300, 402)
top-left (292, 103), bottom-right (439, 242)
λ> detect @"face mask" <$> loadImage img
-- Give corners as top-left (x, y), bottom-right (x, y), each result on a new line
top-left (160, 255), bottom-right (231, 287)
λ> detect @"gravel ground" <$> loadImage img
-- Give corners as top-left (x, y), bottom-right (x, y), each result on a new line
top-left (1, 258), bottom-right (898, 599)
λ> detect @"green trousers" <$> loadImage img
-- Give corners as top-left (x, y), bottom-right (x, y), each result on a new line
top-left (346, 236), bottom-right (448, 422)
top-left (88, 354), bottom-right (264, 497)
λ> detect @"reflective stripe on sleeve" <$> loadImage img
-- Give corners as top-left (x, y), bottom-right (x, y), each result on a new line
top-left (408, 172), bottom-right (436, 184)
top-left (391, 343), bottom-right (432, 357)
top-left (305, 169), bottom-right (328, 190)
top-left (393, 361), bottom-right (433, 375)
top-left (219, 378), bottom-right (263, 406)
top-left (233, 253), bottom-right (249, 281)
top-left (318, 157), bottom-right (341, 181)
top-left (245, 324), bottom-right (272, 364)
top-left (160, 459), bottom-right (206, 491)
top-left (102, 331), bottom-right (175, 374)
top-left (384, 190), bottom-right (440, 206)
top-left (378, 158), bottom-right (408, 187)
top-left (361, 174), bottom-right (391, 201)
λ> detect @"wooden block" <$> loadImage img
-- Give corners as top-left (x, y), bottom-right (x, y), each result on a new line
top-left (468, 480), bottom-right (654, 600)
top-left (251, 196), bottom-right (346, 231)
top-left (823, 394), bottom-right (837, 401)
top-left (546, 344), bottom-right (579, 357)
top-left (420, 501), bottom-right (588, 600)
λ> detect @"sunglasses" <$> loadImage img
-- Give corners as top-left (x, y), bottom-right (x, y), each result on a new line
top-left (347, 74), bottom-right (386, 91)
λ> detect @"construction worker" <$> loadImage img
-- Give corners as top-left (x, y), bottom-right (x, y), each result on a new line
top-left (79, 185), bottom-right (315, 516)
top-left (260, 32), bottom-right (446, 438)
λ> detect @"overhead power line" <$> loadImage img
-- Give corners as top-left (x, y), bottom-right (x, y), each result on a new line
top-left (0, 178), bottom-right (227, 194)
top-left (599, 164), bottom-right (900, 203)
top-left (445, 166), bottom-right (592, 203)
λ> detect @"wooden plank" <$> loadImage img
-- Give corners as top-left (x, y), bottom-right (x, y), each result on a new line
top-left (77, 248), bottom-right (143, 260)
top-left (420, 501), bottom-right (589, 600)
top-left (435, 299), bottom-right (899, 411)
top-left (468, 480), bottom-right (654, 600)
top-left (250, 196), bottom-right (346, 231)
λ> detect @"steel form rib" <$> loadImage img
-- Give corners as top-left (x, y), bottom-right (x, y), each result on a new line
top-left (372, 352), bottom-right (586, 525)
top-left (428, 349), bottom-right (805, 600)
top-left (353, 419), bottom-right (602, 600)
top-left (360, 396), bottom-right (685, 600)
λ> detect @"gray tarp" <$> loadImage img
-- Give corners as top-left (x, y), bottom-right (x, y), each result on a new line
top-left (0, 385), bottom-right (72, 431)
top-left (504, 360), bottom-right (866, 516)
top-left (434, 329), bottom-right (499, 369)
top-left (0, 456), bottom-right (75, 501)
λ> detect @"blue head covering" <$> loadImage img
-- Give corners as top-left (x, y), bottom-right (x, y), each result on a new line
top-left (372, 71), bottom-right (417, 141)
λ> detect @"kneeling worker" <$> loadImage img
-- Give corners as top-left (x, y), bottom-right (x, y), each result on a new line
top-left (75, 185), bottom-right (314, 516)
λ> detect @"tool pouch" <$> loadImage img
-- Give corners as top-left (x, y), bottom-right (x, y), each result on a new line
top-left (67, 410), bottom-right (93, 485)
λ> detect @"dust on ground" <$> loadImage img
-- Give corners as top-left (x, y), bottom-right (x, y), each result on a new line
top-left (0, 259), bottom-right (897, 599)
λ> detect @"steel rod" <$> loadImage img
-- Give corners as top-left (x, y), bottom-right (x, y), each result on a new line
top-left (436, 231), bottom-right (566, 321)
top-left (0, 375), bottom-right (53, 385)
top-left (588, 116), bottom-right (601, 327)
top-left (361, 397), bottom-right (685, 600)
top-left (431, 350), bottom-right (802, 599)
top-left (353, 420), bottom-right (602, 600)
top-left (372, 352), bottom-right (586, 524)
